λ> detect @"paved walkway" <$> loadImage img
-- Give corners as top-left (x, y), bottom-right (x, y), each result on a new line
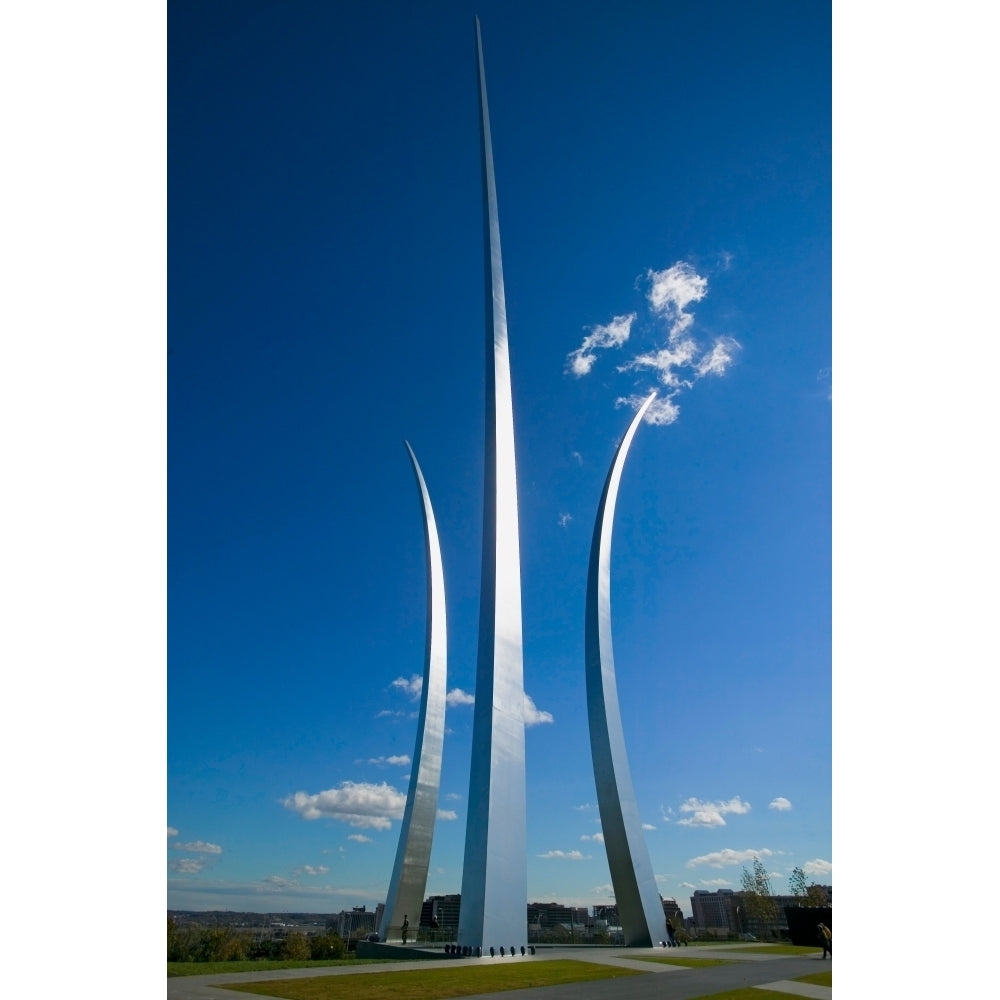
top-left (167, 944), bottom-right (832, 1000)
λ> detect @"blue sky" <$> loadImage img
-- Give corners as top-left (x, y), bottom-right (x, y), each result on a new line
top-left (166, 0), bottom-right (831, 918)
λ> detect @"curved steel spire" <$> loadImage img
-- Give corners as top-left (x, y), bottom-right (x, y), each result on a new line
top-left (378, 442), bottom-right (448, 943)
top-left (585, 392), bottom-right (666, 947)
top-left (458, 16), bottom-right (527, 953)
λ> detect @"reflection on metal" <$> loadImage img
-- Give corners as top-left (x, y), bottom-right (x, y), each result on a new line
top-left (457, 17), bottom-right (527, 953)
top-left (378, 442), bottom-right (448, 943)
top-left (585, 392), bottom-right (666, 948)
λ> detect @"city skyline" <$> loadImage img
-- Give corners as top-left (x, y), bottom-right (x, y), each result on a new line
top-left (168, 0), bottom-right (831, 917)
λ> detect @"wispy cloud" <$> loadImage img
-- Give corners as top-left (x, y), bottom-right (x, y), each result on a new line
top-left (568, 261), bottom-right (739, 426)
top-left (170, 857), bottom-right (210, 874)
top-left (294, 865), bottom-right (330, 875)
top-left (677, 796), bottom-right (751, 827)
top-left (347, 834), bottom-right (372, 844)
top-left (282, 781), bottom-right (406, 831)
top-left (167, 827), bottom-right (178, 838)
top-left (769, 797), bottom-right (792, 811)
top-left (687, 847), bottom-right (774, 869)
top-left (172, 840), bottom-right (223, 854)
top-left (581, 832), bottom-right (605, 843)
top-left (566, 313), bottom-right (635, 376)
top-left (259, 875), bottom-right (299, 893)
top-left (558, 513), bottom-right (572, 528)
top-left (366, 754), bottom-right (411, 767)
top-left (642, 823), bottom-right (656, 831)
top-left (436, 809), bottom-right (458, 821)
top-left (446, 688), bottom-right (475, 706)
top-left (538, 850), bottom-right (590, 860)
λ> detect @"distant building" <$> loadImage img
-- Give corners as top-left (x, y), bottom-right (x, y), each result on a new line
top-left (330, 904), bottom-right (384, 940)
top-left (690, 888), bottom-right (832, 938)
top-left (419, 894), bottom-right (461, 936)
top-left (527, 901), bottom-right (589, 928)
top-left (661, 897), bottom-right (684, 925)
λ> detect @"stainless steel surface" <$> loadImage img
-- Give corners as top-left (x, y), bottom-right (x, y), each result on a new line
top-left (585, 393), bottom-right (666, 947)
top-left (458, 17), bottom-right (527, 953)
top-left (378, 443), bottom-right (448, 942)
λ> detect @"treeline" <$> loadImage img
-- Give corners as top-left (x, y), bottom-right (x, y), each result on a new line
top-left (167, 916), bottom-right (347, 962)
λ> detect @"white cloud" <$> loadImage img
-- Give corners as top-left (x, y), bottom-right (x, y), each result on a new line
top-left (570, 260), bottom-right (739, 426)
top-left (558, 513), bottom-right (572, 528)
top-left (699, 878), bottom-right (735, 888)
top-left (282, 781), bottom-right (406, 830)
top-left (802, 858), bottom-right (833, 877)
top-left (170, 857), bottom-right (209, 874)
top-left (366, 754), bottom-right (411, 767)
top-left (446, 688), bottom-right (475, 706)
top-left (696, 337), bottom-right (739, 377)
top-left (538, 850), bottom-right (590, 860)
top-left (646, 263), bottom-right (708, 336)
top-left (677, 796), bottom-right (751, 827)
top-left (347, 835), bottom-right (372, 844)
top-left (391, 675), bottom-right (422, 699)
top-left (566, 313), bottom-right (635, 376)
top-left (436, 809), bottom-right (458, 821)
top-left (523, 693), bottom-right (554, 727)
top-left (167, 826), bottom-right (178, 838)
top-left (446, 792), bottom-right (462, 801)
top-left (642, 823), bottom-right (656, 831)
top-left (295, 865), bottom-right (330, 875)
top-left (687, 847), bottom-right (774, 869)
top-left (769, 797), bottom-right (793, 811)
top-left (581, 833), bottom-right (605, 843)
top-left (172, 840), bottom-right (223, 854)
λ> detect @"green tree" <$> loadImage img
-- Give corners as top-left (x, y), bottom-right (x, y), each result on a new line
top-left (740, 856), bottom-right (779, 937)
top-left (309, 931), bottom-right (347, 960)
top-left (281, 930), bottom-right (311, 960)
top-left (788, 866), bottom-right (808, 901)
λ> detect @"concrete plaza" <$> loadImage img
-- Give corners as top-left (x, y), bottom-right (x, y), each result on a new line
top-left (167, 943), bottom-right (831, 1000)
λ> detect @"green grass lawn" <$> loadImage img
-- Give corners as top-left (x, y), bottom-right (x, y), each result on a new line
top-left (217, 959), bottom-right (643, 1000)
top-left (168, 959), bottom-right (395, 978)
top-left (630, 955), bottom-right (735, 968)
top-left (795, 968), bottom-right (832, 987)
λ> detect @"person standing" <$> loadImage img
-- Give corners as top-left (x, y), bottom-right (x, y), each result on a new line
top-left (817, 922), bottom-right (831, 959)
top-left (401, 915), bottom-right (409, 945)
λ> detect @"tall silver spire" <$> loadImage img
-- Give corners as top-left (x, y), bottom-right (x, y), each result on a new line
top-left (457, 17), bottom-right (527, 953)
top-left (585, 393), bottom-right (666, 947)
top-left (378, 442), bottom-right (447, 943)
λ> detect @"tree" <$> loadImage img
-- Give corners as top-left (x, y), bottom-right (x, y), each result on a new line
top-left (309, 931), bottom-right (347, 960)
top-left (740, 856), bottom-right (779, 937)
top-left (281, 930), bottom-right (311, 960)
top-left (790, 865), bottom-right (830, 907)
